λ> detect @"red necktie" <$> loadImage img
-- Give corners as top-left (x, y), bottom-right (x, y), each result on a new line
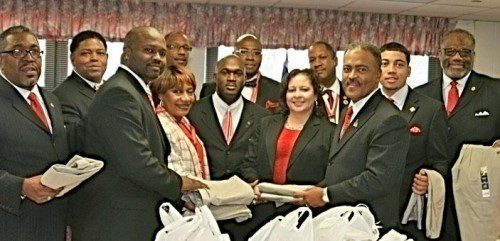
top-left (446, 81), bottom-right (459, 116)
top-left (340, 106), bottom-right (353, 139)
top-left (222, 110), bottom-right (233, 144)
top-left (28, 92), bottom-right (49, 129)
top-left (325, 89), bottom-right (335, 107)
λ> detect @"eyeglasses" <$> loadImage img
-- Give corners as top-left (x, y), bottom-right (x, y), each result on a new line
top-left (166, 44), bottom-right (193, 52)
top-left (234, 49), bottom-right (262, 56)
top-left (443, 48), bottom-right (474, 58)
top-left (0, 48), bottom-right (44, 59)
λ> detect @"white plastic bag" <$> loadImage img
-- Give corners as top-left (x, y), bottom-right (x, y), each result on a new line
top-left (249, 207), bottom-right (314, 241)
top-left (313, 204), bottom-right (380, 241)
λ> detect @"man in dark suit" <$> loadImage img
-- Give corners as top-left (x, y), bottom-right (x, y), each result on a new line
top-left (0, 25), bottom-right (69, 241)
top-left (188, 54), bottom-right (268, 241)
top-left (73, 26), bottom-right (204, 241)
top-left (380, 42), bottom-right (450, 240)
top-left (53, 30), bottom-right (108, 153)
top-left (165, 31), bottom-right (191, 68)
top-left (308, 41), bottom-right (349, 124)
top-left (199, 34), bottom-right (280, 110)
top-left (300, 43), bottom-right (409, 230)
top-left (415, 29), bottom-right (500, 241)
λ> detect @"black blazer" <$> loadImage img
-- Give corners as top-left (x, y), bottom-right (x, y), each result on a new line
top-left (240, 113), bottom-right (334, 185)
top-left (53, 72), bottom-right (97, 153)
top-left (199, 75), bottom-right (281, 109)
top-left (73, 67), bottom-right (182, 241)
top-left (0, 77), bottom-right (69, 241)
top-left (322, 91), bottom-right (409, 229)
top-left (187, 96), bottom-right (269, 180)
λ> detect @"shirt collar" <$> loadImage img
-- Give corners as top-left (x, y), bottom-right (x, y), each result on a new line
top-left (73, 70), bottom-right (103, 89)
top-left (381, 84), bottom-right (408, 110)
top-left (120, 64), bottom-right (151, 95)
top-left (212, 91), bottom-right (244, 112)
top-left (350, 87), bottom-right (379, 120)
top-left (442, 71), bottom-right (470, 90)
top-left (322, 78), bottom-right (341, 96)
top-left (0, 70), bottom-right (41, 100)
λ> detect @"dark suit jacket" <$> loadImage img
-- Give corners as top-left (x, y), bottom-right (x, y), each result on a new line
top-left (53, 72), bottom-right (96, 153)
top-left (415, 71), bottom-right (500, 240)
top-left (241, 114), bottom-right (334, 184)
top-left (188, 96), bottom-right (268, 180)
top-left (0, 77), bottom-right (69, 241)
top-left (73, 67), bottom-right (182, 241)
top-left (199, 75), bottom-right (281, 109)
top-left (321, 91), bottom-right (409, 229)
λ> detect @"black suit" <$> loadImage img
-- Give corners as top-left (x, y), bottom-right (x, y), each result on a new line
top-left (415, 71), bottom-right (500, 241)
top-left (397, 88), bottom-right (450, 240)
top-left (53, 72), bottom-right (96, 153)
top-left (321, 91), bottom-right (409, 229)
top-left (0, 77), bottom-right (69, 241)
top-left (239, 113), bottom-right (334, 239)
top-left (199, 75), bottom-right (280, 109)
top-left (73, 67), bottom-right (182, 241)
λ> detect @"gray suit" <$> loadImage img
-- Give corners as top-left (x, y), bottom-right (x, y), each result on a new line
top-left (0, 77), bottom-right (69, 241)
top-left (72, 67), bottom-right (182, 241)
top-left (53, 71), bottom-right (96, 153)
top-left (321, 91), bottom-right (409, 229)
top-left (415, 71), bottom-right (500, 241)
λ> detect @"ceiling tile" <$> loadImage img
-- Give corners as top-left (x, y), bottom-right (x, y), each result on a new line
top-left (433, 0), bottom-right (500, 8)
top-left (403, 4), bottom-right (486, 17)
top-left (341, 0), bottom-right (425, 13)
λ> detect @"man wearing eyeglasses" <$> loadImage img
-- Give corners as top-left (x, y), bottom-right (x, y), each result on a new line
top-left (0, 25), bottom-right (69, 241)
top-left (165, 31), bottom-right (191, 68)
top-left (416, 28), bottom-right (500, 241)
top-left (72, 26), bottom-right (206, 241)
top-left (200, 34), bottom-right (280, 110)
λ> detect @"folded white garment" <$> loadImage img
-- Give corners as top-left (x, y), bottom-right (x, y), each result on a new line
top-left (198, 175), bottom-right (254, 205)
top-left (41, 155), bottom-right (104, 197)
top-left (208, 204), bottom-right (252, 222)
top-left (379, 229), bottom-right (414, 241)
top-left (260, 193), bottom-right (299, 203)
top-left (257, 183), bottom-right (314, 197)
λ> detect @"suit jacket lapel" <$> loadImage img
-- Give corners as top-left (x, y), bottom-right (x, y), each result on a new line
top-left (72, 73), bottom-right (96, 100)
top-left (230, 101), bottom-right (255, 147)
top-left (449, 71), bottom-right (483, 118)
top-left (402, 88), bottom-right (419, 122)
top-left (288, 115), bottom-right (320, 169)
top-left (329, 92), bottom-right (382, 159)
top-left (266, 115), bottom-right (284, 171)
top-left (201, 98), bottom-right (227, 146)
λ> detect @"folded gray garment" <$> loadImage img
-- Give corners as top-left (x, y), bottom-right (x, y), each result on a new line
top-left (257, 183), bottom-right (313, 196)
top-left (41, 155), bottom-right (104, 197)
top-left (208, 204), bottom-right (252, 222)
top-left (198, 175), bottom-right (254, 206)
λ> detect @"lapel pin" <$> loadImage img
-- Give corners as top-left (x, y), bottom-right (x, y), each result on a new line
top-left (471, 86), bottom-right (476, 91)
top-left (409, 107), bottom-right (416, 113)
top-left (353, 119), bottom-right (358, 127)
top-left (343, 99), bottom-right (349, 105)
top-left (50, 103), bottom-right (54, 108)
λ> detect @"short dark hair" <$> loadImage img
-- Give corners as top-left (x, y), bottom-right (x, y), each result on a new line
top-left (442, 28), bottom-right (476, 48)
top-left (346, 43), bottom-right (382, 68)
top-left (310, 41), bottom-right (335, 58)
top-left (70, 30), bottom-right (107, 53)
top-left (279, 68), bottom-right (323, 117)
top-left (380, 42), bottom-right (410, 64)
top-left (0, 25), bottom-right (36, 50)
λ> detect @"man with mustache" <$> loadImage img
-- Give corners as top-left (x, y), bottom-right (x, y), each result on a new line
top-left (53, 30), bottom-right (108, 153)
top-left (380, 42), bottom-right (450, 240)
top-left (188, 54), bottom-right (268, 241)
top-left (165, 31), bottom-right (191, 68)
top-left (308, 41), bottom-right (349, 124)
top-left (416, 28), bottom-right (500, 241)
top-left (72, 26), bottom-right (205, 241)
top-left (0, 25), bottom-right (69, 241)
top-left (200, 34), bottom-right (280, 110)
top-left (298, 43), bottom-right (409, 232)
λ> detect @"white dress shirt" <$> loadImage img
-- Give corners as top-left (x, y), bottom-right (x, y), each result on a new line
top-left (73, 69), bottom-right (103, 90)
top-left (212, 92), bottom-right (244, 136)
top-left (322, 78), bottom-right (341, 124)
top-left (381, 84), bottom-right (409, 111)
top-left (1, 71), bottom-right (53, 133)
top-left (442, 71), bottom-right (469, 107)
top-left (241, 73), bottom-right (259, 101)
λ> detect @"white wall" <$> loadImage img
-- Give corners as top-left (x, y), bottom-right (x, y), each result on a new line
top-left (456, 20), bottom-right (500, 78)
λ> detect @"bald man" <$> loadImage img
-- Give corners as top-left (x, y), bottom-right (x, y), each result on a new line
top-left (200, 34), bottom-right (280, 110)
top-left (72, 26), bottom-right (205, 241)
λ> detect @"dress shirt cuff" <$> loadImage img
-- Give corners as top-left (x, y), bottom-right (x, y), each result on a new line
top-left (322, 188), bottom-right (330, 203)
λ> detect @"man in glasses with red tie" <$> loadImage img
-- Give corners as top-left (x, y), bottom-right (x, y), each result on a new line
top-left (308, 41), bottom-right (349, 124)
top-left (200, 34), bottom-right (280, 110)
top-left (298, 43), bottom-right (409, 233)
top-left (0, 25), bottom-right (69, 241)
top-left (415, 28), bottom-right (500, 241)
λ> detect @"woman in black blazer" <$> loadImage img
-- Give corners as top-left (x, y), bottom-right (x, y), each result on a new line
top-left (238, 68), bottom-right (335, 239)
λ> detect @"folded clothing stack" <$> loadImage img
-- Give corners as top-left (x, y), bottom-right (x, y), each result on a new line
top-left (257, 182), bottom-right (314, 204)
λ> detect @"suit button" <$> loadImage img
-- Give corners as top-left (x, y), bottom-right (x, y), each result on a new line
top-left (226, 151), bottom-right (230, 155)
top-left (225, 169), bottom-right (231, 174)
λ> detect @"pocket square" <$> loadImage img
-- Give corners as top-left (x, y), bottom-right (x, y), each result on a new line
top-left (474, 110), bottom-right (490, 117)
top-left (409, 124), bottom-right (422, 136)
top-left (265, 100), bottom-right (279, 110)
